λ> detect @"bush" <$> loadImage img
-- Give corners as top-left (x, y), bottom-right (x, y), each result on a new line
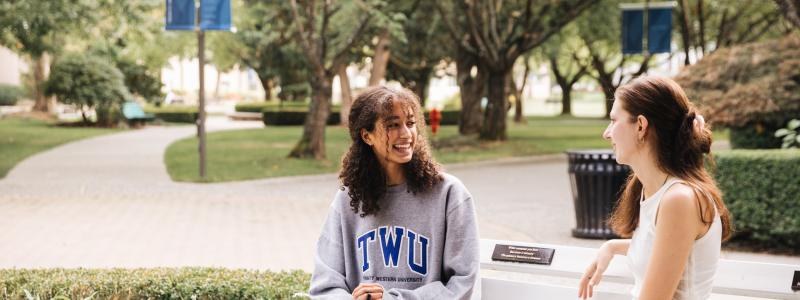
top-left (116, 58), bottom-right (164, 103)
top-left (729, 122), bottom-right (784, 149)
top-left (236, 102), bottom-right (334, 113)
top-left (261, 107), bottom-right (341, 126)
top-left (44, 53), bottom-right (131, 126)
top-left (423, 110), bottom-right (460, 126)
top-left (0, 268), bottom-right (310, 299)
top-left (714, 150), bottom-right (800, 249)
top-left (144, 105), bottom-right (198, 123)
top-left (0, 84), bottom-right (22, 106)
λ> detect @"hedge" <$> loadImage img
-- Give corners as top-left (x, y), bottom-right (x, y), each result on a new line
top-left (236, 102), bottom-right (310, 113)
top-left (0, 268), bottom-right (310, 299)
top-left (423, 110), bottom-right (460, 126)
top-left (0, 84), bottom-right (22, 106)
top-left (144, 106), bottom-right (198, 123)
top-left (714, 149), bottom-right (800, 249)
top-left (729, 122), bottom-right (785, 149)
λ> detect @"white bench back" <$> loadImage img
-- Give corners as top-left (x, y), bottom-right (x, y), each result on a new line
top-left (479, 239), bottom-right (800, 299)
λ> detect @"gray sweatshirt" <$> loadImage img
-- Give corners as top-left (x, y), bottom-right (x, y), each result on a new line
top-left (309, 173), bottom-right (480, 300)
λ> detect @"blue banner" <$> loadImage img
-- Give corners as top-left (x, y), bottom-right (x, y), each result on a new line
top-left (165, 0), bottom-right (195, 31)
top-left (648, 8), bottom-right (672, 54)
top-left (200, 0), bottom-right (232, 31)
top-left (622, 10), bottom-right (644, 54)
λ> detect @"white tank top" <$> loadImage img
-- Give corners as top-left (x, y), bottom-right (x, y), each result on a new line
top-left (626, 178), bottom-right (722, 300)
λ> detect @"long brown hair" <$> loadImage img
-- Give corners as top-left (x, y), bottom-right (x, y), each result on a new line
top-left (339, 86), bottom-right (442, 217)
top-left (608, 76), bottom-right (732, 240)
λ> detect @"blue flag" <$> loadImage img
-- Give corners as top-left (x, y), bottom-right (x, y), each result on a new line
top-left (165, 0), bottom-right (195, 31)
top-left (648, 8), bottom-right (672, 54)
top-left (200, 0), bottom-right (232, 31)
top-left (622, 10), bottom-right (644, 54)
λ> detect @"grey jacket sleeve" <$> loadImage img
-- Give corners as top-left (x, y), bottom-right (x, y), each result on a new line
top-left (308, 205), bottom-right (352, 299)
top-left (383, 193), bottom-right (481, 300)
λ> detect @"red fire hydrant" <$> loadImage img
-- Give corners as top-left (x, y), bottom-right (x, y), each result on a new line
top-left (429, 108), bottom-right (442, 136)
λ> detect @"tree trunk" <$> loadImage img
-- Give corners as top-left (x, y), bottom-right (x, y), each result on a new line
top-left (561, 87), bottom-right (573, 116)
top-left (455, 50), bottom-right (485, 135)
top-left (514, 58), bottom-right (530, 123)
top-left (412, 67), bottom-right (432, 107)
top-left (289, 75), bottom-right (332, 159)
top-left (697, 0), bottom-right (706, 55)
top-left (678, 0), bottom-right (694, 65)
top-left (369, 29), bottom-right (391, 86)
top-left (480, 69), bottom-right (510, 141)
top-left (214, 71), bottom-right (222, 99)
top-left (32, 54), bottom-right (52, 113)
top-left (337, 65), bottom-right (352, 126)
top-left (259, 76), bottom-right (273, 101)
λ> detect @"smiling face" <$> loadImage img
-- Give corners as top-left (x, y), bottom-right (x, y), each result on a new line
top-left (362, 101), bottom-right (418, 174)
top-left (603, 99), bottom-right (642, 165)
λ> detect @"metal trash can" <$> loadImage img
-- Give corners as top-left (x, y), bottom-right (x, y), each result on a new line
top-left (566, 149), bottom-right (631, 239)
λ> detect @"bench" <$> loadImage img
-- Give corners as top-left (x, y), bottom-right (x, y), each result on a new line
top-left (122, 101), bottom-right (155, 127)
top-left (479, 239), bottom-right (800, 299)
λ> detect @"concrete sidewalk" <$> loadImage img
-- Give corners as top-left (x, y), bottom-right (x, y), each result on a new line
top-left (0, 119), bottom-right (797, 272)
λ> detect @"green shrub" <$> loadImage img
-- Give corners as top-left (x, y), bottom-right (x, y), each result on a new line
top-left (423, 110), bottom-right (460, 126)
top-left (0, 268), bottom-right (310, 299)
top-left (714, 150), bottom-right (800, 249)
top-left (0, 84), bottom-right (22, 106)
top-left (729, 122), bottom-right (784, 149)
top-left (774, 119), bottom-right (800, 149)
top-left (144, 105), bottom-right (198, 123)
top-left (44, 53), bottom-right (131, 126)
top-left (262, 107), bottom-right (341, 126)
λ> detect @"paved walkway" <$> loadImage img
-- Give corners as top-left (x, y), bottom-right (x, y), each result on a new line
top-left (0, 118), bottom-right (797, 272)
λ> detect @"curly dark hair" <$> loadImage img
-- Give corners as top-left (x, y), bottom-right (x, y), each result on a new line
top-left (339, 86), bottom-right (442, 217)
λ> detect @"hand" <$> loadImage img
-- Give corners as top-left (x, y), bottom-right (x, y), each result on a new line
top-left (353, 283), bottom-right (384, 300)
top-left (578, 242), bottom-right (615, 299)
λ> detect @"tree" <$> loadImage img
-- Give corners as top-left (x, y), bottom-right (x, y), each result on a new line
top-left (674, 35), bottom-right (800, 148)
top-left (573, 0), bottom-right (651, 117)
top-left (675, 0), bottom-right (786, 65)
top-left (775, 0), bottom-right (800, 29)
top-left (287, 0), bottom-right (373, 159)
top-left (385, 0), bottom-right (450, 104)
top-left (235, 1), bottom-right (308, 102)
top-left (439, 0), bottom-right (597, 140)
top-left (540, 25), bottom-right (589, 116)
top-left (44, 54), bottom-right (131, 126)
top-left (0, 0), bottom-right (95, 113)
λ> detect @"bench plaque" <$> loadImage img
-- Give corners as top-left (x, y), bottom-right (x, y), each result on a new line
top-left (792, 270), bottom-right (800, 291)
top-left (491, 244), bottom-right (555, 265)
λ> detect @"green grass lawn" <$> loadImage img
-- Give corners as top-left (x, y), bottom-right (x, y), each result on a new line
top-left (0, 118), bottom-right (121, 178)
top-left (165, 117), bottom-right (621, 182)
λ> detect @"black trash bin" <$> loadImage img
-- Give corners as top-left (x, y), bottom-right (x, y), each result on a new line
top-left (566, 149), bottom-right (631, 239)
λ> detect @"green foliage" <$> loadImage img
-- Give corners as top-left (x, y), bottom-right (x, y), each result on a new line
top-left (0, 268), bottom-right (310, 300)
top-left (144, 105), bottom-right (198, 123)
top-left (44, 53), bottom-right (131, 125)
top-left (729, 123), bottom-right (784, 149)
top-left (775, 119), bottom-right (800, 149)
top-left (117, 59), bottom-right (163, 103)
top-left (235, 101), bottom-right (310, 113)
top-left (0, 0), bottom-right (95, 57)
top-left (423, 110), bottom-right (460, 126)
top-left (714, 150), bottom-right (800, 249)
top-left (262, 107), bottom-right (341, 126)
top-left (0, 84), bottom-right (22, 106)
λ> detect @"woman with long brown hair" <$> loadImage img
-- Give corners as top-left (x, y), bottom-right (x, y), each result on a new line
top-left (308, 86), bottom-right (480, 300)
top-left (578, 76), bottom-right (732, 300)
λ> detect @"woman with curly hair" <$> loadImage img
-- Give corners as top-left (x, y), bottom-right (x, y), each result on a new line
top-left (309, 86), bottom-right (480, 300)
top-left (578, 76), bottom-right (733, 300)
